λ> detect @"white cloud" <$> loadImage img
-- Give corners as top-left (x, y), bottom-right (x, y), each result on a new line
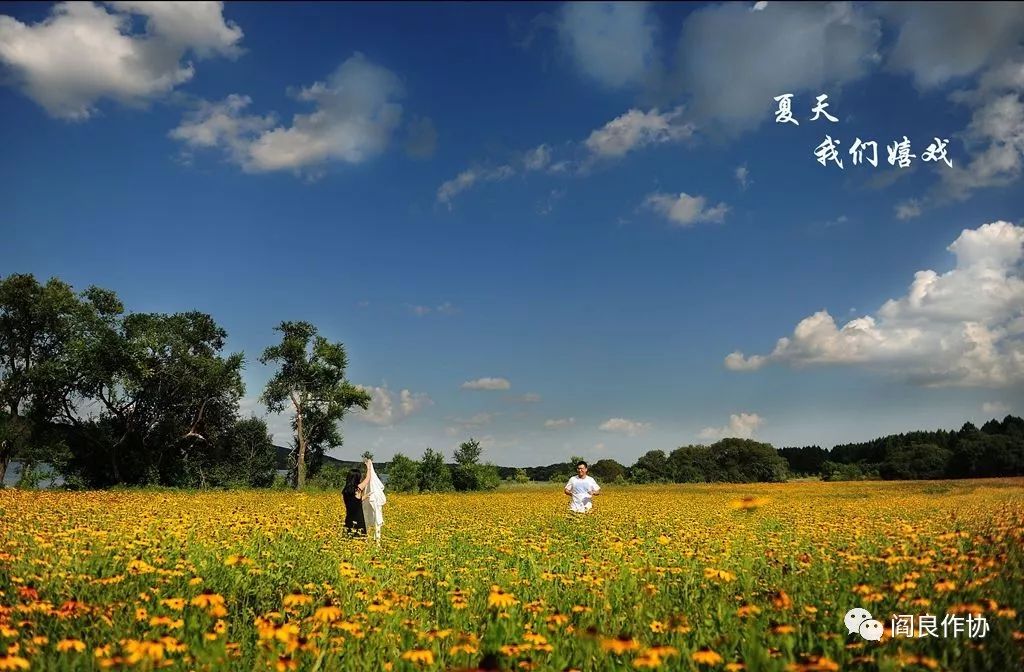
top-left (406, 302), bottom-right (459, 317)
top-left (436, 165), bottom-right (515, 208)
top-left (584, 107), bottom-right (694, 159)
top-left (675, 2), bottom-right (880, 133)
top-left (524, 144), bottom-right (552, 171)
top-left (558, 2), bottom-right (657, 89)
top-left (751, 1), bottom-right (768, 11)
top-left (725, 221), bottom-right (1024, 387)
top-left (599, 417), bottom-right (651, 435)
top-left (941, 57), bottom-right (1024, 201)
top-left (0, 1), bottom-right (242, 119)
top-left (699, 412), bottom-right (763, 440)
top-left (453, 413), bottom-right (495, 427)
top-left (517, 393), bottom-right (542, 403)
top-left (171, 53), bottom-right (405, 173)
top-left (544, 417), bottom-right (575, 429)
top-left (354, 384), bottom-right (432, 426)
top-left (982, 401), bottom-right (1010, 416)
top-left (735, 164), bottom-right (751, 190)
top-left (880, 3), bottom-right (1024, 89)
top-left (895, 198), bottom-right (922, 220)
top-left (643, 192), bottom-right (729, 227)
top-left (461, 377), bottom-right (511, 391)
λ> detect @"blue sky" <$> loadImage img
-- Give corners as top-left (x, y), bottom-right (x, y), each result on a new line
top-left (2, 2), bottom-right (1023, 466)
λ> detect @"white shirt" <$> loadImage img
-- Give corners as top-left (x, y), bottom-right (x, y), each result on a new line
top-left (565, 475), bottom-right (600, 512)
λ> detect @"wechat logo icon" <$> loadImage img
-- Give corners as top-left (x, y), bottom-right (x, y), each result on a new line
top-left (845, 607), bottom-right (883, 642)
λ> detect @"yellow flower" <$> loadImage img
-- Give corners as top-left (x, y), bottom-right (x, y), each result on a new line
top-left (57, 639), bottom-right (87, 653)
top-left (314, 604), bottom-right (343, 623)
top-left (159, 598), bottom-right (185, 611)
top-left (601, 635), bottom-right (639, 654)
top-left (692, 648), bottom-right (724, 666)
top-left (283, 592), bottom-right (313, 608)
top-left (730, 496), bottom-right (768, 510)
top-left (0, 657), bottom-right (30, 671)
top-left (401, 649), bottom-right (435, 665)
top-left (488, 586), bottom-right (518, 609)
top-left (703, 568), bottom-right (737, 583)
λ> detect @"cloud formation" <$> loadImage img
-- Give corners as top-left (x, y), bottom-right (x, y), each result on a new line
top-left (171, 53), bottom-right (406, 173)
top-left (725, 221), bottom-right (1024, 387)
top-left (0, 1), bottom-right (242, 119)
top-left (543, 417), bottom-right (575, 429)
top-left (698, 412), bottom-right (763, 440)
top-left (599, 417), bottom-right (651, 435)
top-left (354, 384), bottom-right (432, 426)
top-left (557, 2), bottom-right (657, 89)
top-left (643, 192), bottom-right (729, 227)
top-left (461, 377), bottom-right (511, 391)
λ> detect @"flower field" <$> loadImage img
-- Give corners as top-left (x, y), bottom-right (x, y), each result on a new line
top-left (1, 479), bottom-right (1022, 671)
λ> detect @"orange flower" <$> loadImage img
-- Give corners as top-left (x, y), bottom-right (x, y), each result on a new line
top-left (487, 586), bottom-right (518, 609)
top-left (601, 635), bottom-right (640, 655)
top-left (57, 639), bottom-right (87, 653)
top-left (692, 648), bottom-right (724, 666)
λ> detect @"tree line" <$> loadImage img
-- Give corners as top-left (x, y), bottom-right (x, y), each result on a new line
top-left (4, 273), bottom-right (1021, 491)
top-left (0, 273), bottom-right (369, 489)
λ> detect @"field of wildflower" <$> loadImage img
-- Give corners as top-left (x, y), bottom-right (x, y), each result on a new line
top-left (0, 479), bottom-right (1022, 671)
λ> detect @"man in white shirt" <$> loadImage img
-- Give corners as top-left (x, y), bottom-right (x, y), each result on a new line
top-left (564, 461), bottom-right (600, 513)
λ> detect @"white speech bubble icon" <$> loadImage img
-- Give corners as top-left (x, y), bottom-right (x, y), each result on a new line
top-left (859, 619), bottom-right (884, 641)
top-left (844, 607), bottom-right (872, 634)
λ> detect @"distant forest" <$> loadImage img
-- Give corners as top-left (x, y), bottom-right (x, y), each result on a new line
top-left (2, 272), bottom-right (1022, 491)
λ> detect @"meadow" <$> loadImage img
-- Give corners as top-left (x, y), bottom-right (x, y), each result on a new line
top-left (0, 480), bottom-right (1021, 671)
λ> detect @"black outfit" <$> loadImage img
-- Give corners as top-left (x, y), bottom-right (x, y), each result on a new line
top-left (342, 485), bottom-right (366, 535)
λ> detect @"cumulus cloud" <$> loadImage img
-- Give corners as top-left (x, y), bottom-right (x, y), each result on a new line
top-left (735, 164), bottom-right (751, 190)
top-left (584, 107), bottom-right (694, 160)
top-left (725, 221), bottom-right (1024, 387)
top-left (895, 198), bottom-right (922, 220)
top-left (982, 401), bottom-right (1010, 416)
top-left (599, 417), bottom-right (651, 435)
top-left (461, 377), bottom-right (511, 391)
top-left (436, 165), bottom-right (515, 208)
top-left (558, 2), bottom-right (658, 89)
top-left (698, 412), bottom-right (764, 440)
top-left (0, 1), bottom-right (242, 120)
top-left (880, 3), bottom-right (1024, 89)
top-left (354, 384), bottom-right (432, 426)
top-left (170, 53), bottom-right (406, 173)
top-left (544, 417), bottom-right (575, 429)
top-left (940, 57), bottom-right (1024, 201)
top-left (524, 144), bottom-right (552, 171)
top-left (675, 2), bottom-right (880, 133)
top-left (643, 192), bottom-right (729, 227)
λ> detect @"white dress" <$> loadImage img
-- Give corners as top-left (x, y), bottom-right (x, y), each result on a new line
top-left (361, 462), bottom-right (387, 540)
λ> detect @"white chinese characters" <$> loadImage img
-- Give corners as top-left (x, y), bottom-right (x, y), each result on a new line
top-left (774, 95), bottom-right (953, 170)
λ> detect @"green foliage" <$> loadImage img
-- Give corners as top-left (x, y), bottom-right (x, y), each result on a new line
top-left (386, 453), bottom-right (419, 493)
top-left (629, 450), bottom-right (670, 483)
top-left (306, 465), bottom-right (350, 491)
top-left (511, 468), bottom-right (530, 484)
top-left (418, 448), bottom-right (452, 492)
top-left (259, 321), bottom-right (370, 489)
top-left (208, 417), bottom-right (277, 488)
top-left (821, 461), bottom-right (871, 481)
top-left (589, 458), bottom-right (625, 482)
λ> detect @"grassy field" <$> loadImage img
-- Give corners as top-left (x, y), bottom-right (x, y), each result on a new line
top-left (0, 479), bottom-right (1021, 671)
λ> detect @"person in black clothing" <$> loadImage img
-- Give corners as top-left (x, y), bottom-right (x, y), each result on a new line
top-left (342, 468), bottom-right (366, 536)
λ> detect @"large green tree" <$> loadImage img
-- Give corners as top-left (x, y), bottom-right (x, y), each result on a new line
top-left (50, 310), bottom-right (245, 486)
top-left (259, 321), bottom-right (369, 489)
top-left (0, 274), bottom-right (114, 483)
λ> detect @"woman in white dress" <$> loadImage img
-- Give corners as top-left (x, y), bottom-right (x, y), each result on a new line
top-left (357, 458), bottom-right (386, 542)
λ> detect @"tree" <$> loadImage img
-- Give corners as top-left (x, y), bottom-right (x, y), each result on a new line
top-left (387, 453), bottom-right (419, 492)
top-left (589, 458), bottom-right (625, 482)
top-left (452, 438), bottom-right (482, 491)
top-left (511, 468), bottom-right (530, 484)
top-left (629, 450), bottom-right (669, 483)
top-left (418, 447), bottom-right (452, 492)
top-left (706, 438), bottom-right (788, 482)
top-left (0, 274), bottom-right (95, 483)
top-left (880, 443), bottom-right (952, 480)
top-left (259, 322), bottom-right (370, 489)
top-left (212, 417), bottom-right (277, 487)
